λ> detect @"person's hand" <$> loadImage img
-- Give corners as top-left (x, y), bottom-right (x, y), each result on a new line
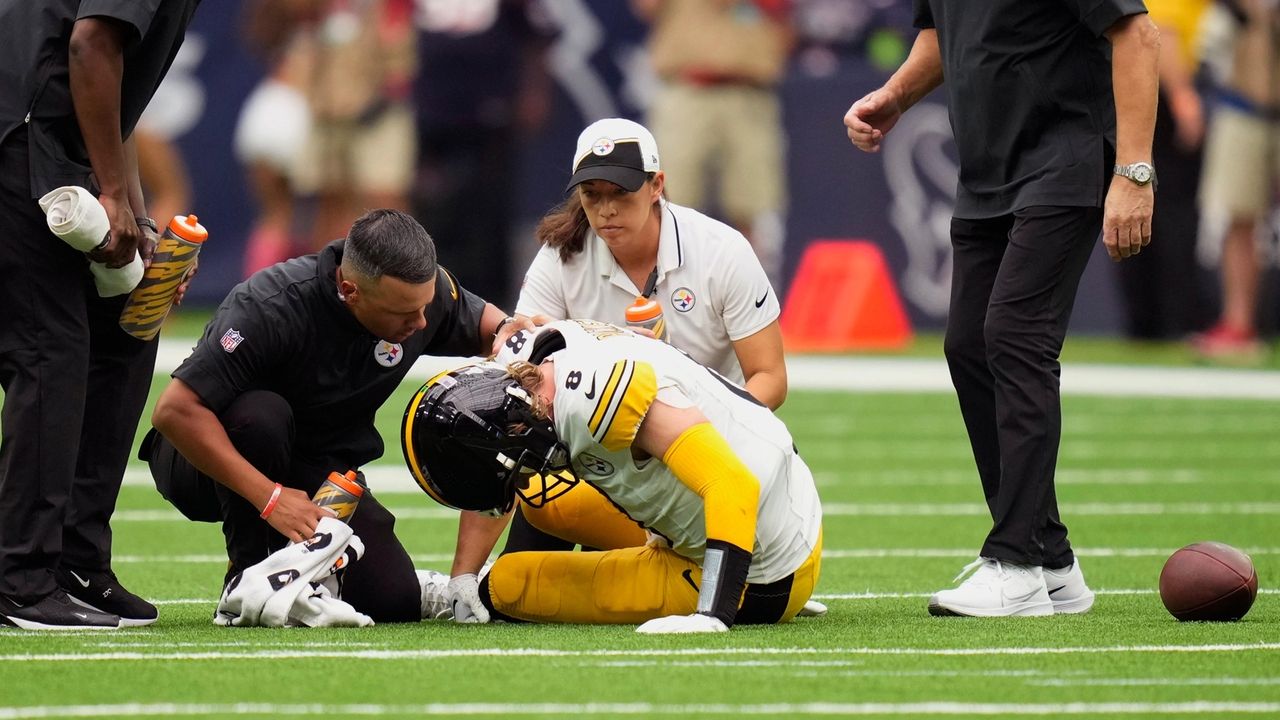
top-left (1102, 176), bottom-right (1154, 262)
top-left (138, 222), bottom-right (158, 265)
top-left (844, 87), bottom-right (904, 153)
top-left (89, 192), bottom-right (143, 268)
top-left (447, 573), bottom-right (491, 623)
top-left (635, 613), bottom-right (728, 634)
top-left (174, 256), bottom-right (199, 306)
top-left (490, 314), bottom-right (542, 355)
top-left (264, 486), bottom-right (333, 543)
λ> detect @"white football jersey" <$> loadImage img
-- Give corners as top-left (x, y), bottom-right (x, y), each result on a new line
top-left (499, 319), bottom-right (821, 584)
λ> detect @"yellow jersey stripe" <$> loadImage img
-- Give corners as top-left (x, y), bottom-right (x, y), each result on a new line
top-left (600, 361), bottom-right (657, 452)
top-left (587, 361), bottom-right (626, 435)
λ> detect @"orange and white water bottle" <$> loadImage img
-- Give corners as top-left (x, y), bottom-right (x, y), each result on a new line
top-left (118, 214), bottom-right (208, 341)
top-left (313, 470), bottom-right (365, 522)
top-left (625, 296), bottom-right (667, 341)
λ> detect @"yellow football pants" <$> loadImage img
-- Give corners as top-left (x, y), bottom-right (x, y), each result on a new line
top-left (519, 477), bottom-right (647, 550)
top-left (487, 528), bottom-right (823, 625)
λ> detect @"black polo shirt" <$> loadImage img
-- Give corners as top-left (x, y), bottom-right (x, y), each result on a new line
top-left (913, 0), bottom-right (1147, 218)
top-left (0, 0), bottom-right (199, 197)
top-left (173, 240), bottom-right (487, 467)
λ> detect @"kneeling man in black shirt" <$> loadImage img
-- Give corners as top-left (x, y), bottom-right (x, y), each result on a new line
top-left (143, 209), bottom-right (524, 622)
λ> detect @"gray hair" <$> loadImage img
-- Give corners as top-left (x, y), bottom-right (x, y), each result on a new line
top-left (344, 209), bottom-right (437, 284)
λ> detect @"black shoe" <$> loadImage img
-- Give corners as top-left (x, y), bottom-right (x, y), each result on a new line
top-left (0, 588), bottom-right (120, 630)
top-left (56, 567), bottom-right (158, 627)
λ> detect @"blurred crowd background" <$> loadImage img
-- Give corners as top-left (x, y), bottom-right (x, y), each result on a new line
top-left (141, 0), bottom-right (1279, 355)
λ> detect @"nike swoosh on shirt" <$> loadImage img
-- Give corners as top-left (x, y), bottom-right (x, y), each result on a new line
top-left (69, 570), bottom-right (91, 588)
top-left (583, 373), bottom-right (598, 400)
top-left (754, 290), bottom-right (770, 308)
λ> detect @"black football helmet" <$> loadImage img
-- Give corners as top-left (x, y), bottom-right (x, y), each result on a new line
top-left (401, 362), bottom-right (575, 515)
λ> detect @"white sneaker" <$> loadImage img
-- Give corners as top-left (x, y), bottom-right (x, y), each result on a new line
top-left (1044, 559), bottom-right (1095, 614)
top-left (416, 569), bottom-right (453, 621)
top-left (928, 558), bottom-right (1053, 617)
top-left (797, 599), bottom-right (828, 617)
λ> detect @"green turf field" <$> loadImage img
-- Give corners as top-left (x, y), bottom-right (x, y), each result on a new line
top-left (0, 325), bottom-right (1277, 718)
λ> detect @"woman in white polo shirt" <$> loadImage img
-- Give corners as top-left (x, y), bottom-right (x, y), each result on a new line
top-left (516, 117), bottom-right (787, 409)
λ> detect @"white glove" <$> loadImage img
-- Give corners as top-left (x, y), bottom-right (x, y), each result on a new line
top-left (636, 613), bottom-right (728, 634)
top-left (447, 573), bottom-right (490, 624)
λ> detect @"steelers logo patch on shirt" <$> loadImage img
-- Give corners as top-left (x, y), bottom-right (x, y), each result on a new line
top-left (374, 340), bottom-right (404, 368)
top-left (671, 287), bottom-right (696, 313)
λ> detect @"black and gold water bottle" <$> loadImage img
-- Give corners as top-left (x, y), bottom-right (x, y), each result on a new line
top-left (118, 214), bottom-right (207, 340)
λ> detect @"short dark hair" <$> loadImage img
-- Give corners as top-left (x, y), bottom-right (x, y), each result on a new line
top-left (344, 209), bottom-right (437, 284)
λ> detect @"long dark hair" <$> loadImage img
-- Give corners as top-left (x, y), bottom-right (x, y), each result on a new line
top-left (534, 174), bottom-right (661, 262)
top-left (534, 193), bottom-right (591, 262)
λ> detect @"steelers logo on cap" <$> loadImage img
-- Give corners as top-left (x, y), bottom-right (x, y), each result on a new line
top-left (591, 138), bottom-right (615, 156)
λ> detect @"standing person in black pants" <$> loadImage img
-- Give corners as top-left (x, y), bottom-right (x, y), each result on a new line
top-left (0, 0), bottom-right (201, 630)
top-left (844, 0), bottom-right (1160, 616)
top-left (144, 209), bottom-right (529, 623)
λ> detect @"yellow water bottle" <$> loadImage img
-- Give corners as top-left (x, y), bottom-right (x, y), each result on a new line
top-left (118, 214), bottom-right (208, 340)
top-left (313, 470), bottom-right (365, 522)
top-left (625, 296), bottom-right (667, 341)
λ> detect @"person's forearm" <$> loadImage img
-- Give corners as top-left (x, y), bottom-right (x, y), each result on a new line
top-left (69, 19), bottom-right (129, 199)
top-left (745, 370), bottom-right (787, 411)
top-left (451, 511), bottom-right (511, 576)
top-left (732, 323), bottom-right (787, 410)
top-left (153, 391), bottom-right (279, 511)
top-left (124, 135), bottom-right (148, 220)
top-left (886, 29), bottom-right (944, 111)
top-left (478, 302), bottom-right (512, 351)
top-left (1109, 15), bottom-right (1161, 165)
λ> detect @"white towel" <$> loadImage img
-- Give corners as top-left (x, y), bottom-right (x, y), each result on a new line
top-left (214, 516), bottom-right (374, 628)
top-left (38, 186), bottom-right (144, 297)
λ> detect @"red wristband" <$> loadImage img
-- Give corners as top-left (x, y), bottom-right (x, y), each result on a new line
top-left (260, 483), bottom-right (283, 519)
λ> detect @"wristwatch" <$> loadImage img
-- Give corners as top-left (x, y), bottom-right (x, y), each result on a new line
top-left (1114, 162), bottom-right (1156, 187)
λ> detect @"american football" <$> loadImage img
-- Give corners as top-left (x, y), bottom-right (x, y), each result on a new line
top-left (1159, 542), bottom-right (1259, 622)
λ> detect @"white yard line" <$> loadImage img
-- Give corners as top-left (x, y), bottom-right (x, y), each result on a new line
top-left (817, 502), bottom-right (1280, 516)
top-left (121, 465), bottom-right (1273, 492)
top-left (112, 587), bottom-right (1280, 609)
top-left (812, 589), bottom-right (1279, 600)
top-left (819, 546), bottom-right (1280, 558)
top-left (2, 643), bottom-right (1277, 662)
top-left (145, 587), bottom-right (1275, 607)
top-left (2, 701), bottom-right (1280, 718)
top-left (107, 501), bottom-right (1280, 522)
top-left (155, 340), bottom-right (1280, 400)
top-left (1028, 678), bottom-right (1280, 687)
top-left (116, 547), bottom-right (1280, 565)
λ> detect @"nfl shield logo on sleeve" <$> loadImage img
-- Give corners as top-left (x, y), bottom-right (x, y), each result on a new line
top-left (219, 328), bottom-right (244, 353)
